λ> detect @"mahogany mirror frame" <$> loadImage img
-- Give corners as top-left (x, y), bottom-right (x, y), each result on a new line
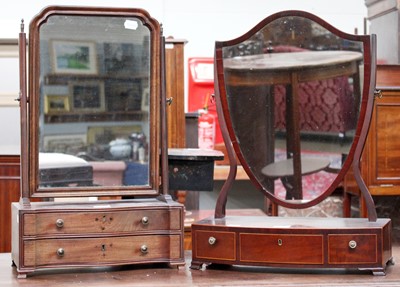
top-left (20, 6), bottom-right (166, 199)
top-left (213, 10), bottom-right (378, 221)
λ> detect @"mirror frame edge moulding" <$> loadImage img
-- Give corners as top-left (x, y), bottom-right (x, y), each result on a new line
top-left (25, 6), bottom-right (162, 198)
top-left (213, 10), bottom-right (377, 219)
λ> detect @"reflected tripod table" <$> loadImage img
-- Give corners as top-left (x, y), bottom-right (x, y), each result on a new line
top-left (224, 50), bottom-right (362, 200)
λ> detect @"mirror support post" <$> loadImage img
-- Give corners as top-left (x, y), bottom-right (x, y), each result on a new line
top-left (160, 29), bottom-right (169, 195)
top-left (18, 19), bottom-right (30, 206)
top-left (214, 47), bottom-right (237, 219)
top-left (353, 34), bottom-right (378, 222)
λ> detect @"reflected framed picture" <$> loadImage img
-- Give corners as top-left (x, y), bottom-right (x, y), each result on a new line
top-left (103, 43), bottom-right (138, 75)
top-left (44, 94), bottom-right (70, 114)
top-left (51, 40), bottom-right (98, 74)
top-left (42, 134), bottom-right (87, 154)
top-left (87, 125), bottom-right (142, 145)
top-left (69, 81), bottom-right (105, 113)
top-left (105, 80), bottom-right (141, 111)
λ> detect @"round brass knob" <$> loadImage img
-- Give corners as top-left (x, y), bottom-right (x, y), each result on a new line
top-left (208, 236), bottom-right (216, 245)
top-left (56, 248), bottom-right (65, 257)
top-left (349, 240), bottom-right (357, 249)
top-left (55, 219), bottom-right (64, 228)
top-left (141, 216), bottom-right (149, 225)
top-left (140, 245), bottom-right (148, 254)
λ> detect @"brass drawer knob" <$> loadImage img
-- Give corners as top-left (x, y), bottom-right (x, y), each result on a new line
top-left (56, 219), bottom-right (64, 228)
top-left (208, 236), bottom-right (216, 245)
top-left (140, 245), bottom-right (148, 254)
top-left (349, 240), bottom-right (357, 249)
top-left (56, 248), bottom-right (65, 257)
top-left (141, 216), bottom-right (149, 225)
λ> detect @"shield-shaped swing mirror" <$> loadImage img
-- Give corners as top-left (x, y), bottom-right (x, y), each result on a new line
top-left (26, 6), bottom-right (163, 198)
top-left (214, 10), bottom-right (376, 214)
top-left (191, 10), bottom-right (393, 275)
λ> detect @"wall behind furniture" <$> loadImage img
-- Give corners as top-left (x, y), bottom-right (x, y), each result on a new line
top-left (0, 0), bottom-right (368, 47)
top-left (0, 42), bottom-right (20, 154)
top-left (0, 0), bottom-right (367, 153)
top-left (0, 107), bottom-right (20, 154)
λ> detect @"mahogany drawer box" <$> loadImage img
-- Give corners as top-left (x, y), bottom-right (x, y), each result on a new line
top-left (22, 209), bottom-right (181, 235)
top-left (191, 216), bottom-right (392, 271)
top-left (23, 235), bottom-right (181, 267)
top-left (12, 199), bottom-right (185, 273)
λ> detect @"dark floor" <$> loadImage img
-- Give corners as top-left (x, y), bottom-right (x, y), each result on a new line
top-left (2, 247), bottom-right (399, 286)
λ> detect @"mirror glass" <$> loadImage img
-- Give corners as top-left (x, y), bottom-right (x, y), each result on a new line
top-left (37, 14), bottom-right (152, 190)
top-left (220, 15), bottom-right (364, 204)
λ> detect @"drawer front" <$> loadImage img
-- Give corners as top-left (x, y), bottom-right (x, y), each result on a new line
top-left (328, 234), bottom-right (377, 264)
top-left (23, 208), bottom-right (182, 236)
top-left (193, 230), bottom-right (236, 261)
top-left (240, 233), bottom-right (323, 264)
top-left (23, 234), bottom-right (182, 267)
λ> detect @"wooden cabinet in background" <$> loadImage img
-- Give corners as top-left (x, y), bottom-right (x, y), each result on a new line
top-left (344, 65), bottom-right (400, 217)
top-left (0, 155), bottom-right (20, 253)
top-left (165, 38), bottom-right (187, 149)
top-left (164, 38), bottom-right (199, 209)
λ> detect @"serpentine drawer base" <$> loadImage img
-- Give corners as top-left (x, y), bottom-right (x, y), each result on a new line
top-left (11, 198), bottom-right (185, 278)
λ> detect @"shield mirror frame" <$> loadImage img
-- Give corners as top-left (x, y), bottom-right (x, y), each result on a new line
top-left (213, 10), bottom-right (377, 216)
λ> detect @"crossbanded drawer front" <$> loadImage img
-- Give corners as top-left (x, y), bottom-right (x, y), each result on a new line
top-left (23, 209), bottom-right (181, 236)
top-left (328, 234), bottom-right (378, 264)
top-left (240, 233), bottom-right (324, 264)
top-left (194, 230), bottom-right (236, 261)
top-left (23, 234), bottom-right (182, 267)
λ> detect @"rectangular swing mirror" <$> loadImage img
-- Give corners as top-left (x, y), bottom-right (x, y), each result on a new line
top-left (12, 6), bottom-right (185, 278)
top-left (28, 7), bottom-right (161, 197)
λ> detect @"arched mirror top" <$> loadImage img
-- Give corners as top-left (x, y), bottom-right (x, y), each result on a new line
top-left (214, 10), bottom-right (375, 209)
top-left (26, 6), bottom-right (162, 197)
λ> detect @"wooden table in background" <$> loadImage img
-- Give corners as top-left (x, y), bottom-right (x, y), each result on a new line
top-left (224, 50), bottom-right (362, 199)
